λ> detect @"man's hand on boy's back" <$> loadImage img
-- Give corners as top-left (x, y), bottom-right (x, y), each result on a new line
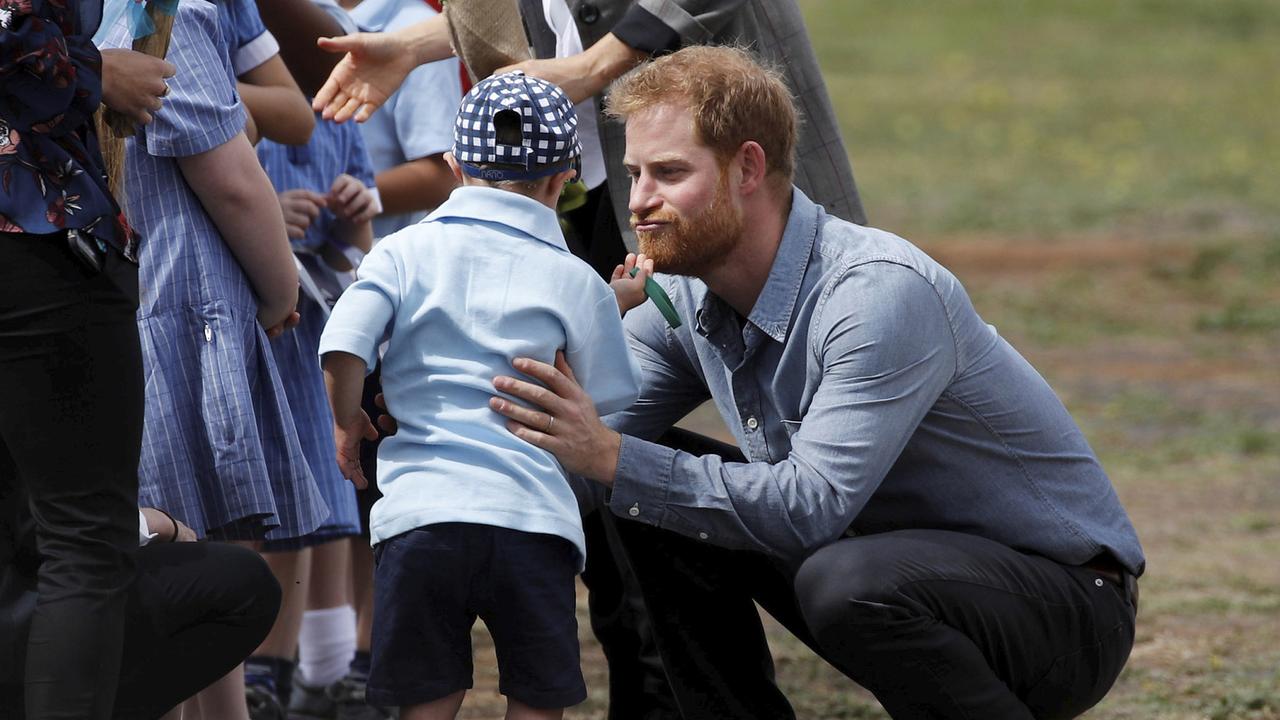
top-left (278, 189), bottom-right (327, 239)
top-left (610, 253), bottom-right (654, 315)
top-left (328, 173), bottom-right (379, 224)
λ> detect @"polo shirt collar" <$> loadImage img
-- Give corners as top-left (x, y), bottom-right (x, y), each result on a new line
top-left (426, 185), bottom-right (569, 252)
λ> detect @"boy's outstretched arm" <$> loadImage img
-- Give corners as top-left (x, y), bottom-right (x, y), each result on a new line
top-left (323, 351), bottom-right (379, 489)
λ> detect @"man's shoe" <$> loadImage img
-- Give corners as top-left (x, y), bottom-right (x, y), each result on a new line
top-left (327, 674), bottom-right (397, 720)
top-left (246, 682), bottom-right (287, 720)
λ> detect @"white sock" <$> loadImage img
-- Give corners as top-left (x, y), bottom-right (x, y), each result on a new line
top-left (297, 605), bottom-right (357, 687)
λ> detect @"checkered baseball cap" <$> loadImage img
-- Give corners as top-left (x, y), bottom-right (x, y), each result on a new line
top-left (453, 71), bottom-right (582, 182)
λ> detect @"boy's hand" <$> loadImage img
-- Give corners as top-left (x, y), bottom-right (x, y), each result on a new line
top-left (334, 410), bottom-right (379, 489)
top-left (328, 173), bottom-right (378, 224)
top-left (279, 190), bottom-right (327, 239)
top-left (609, 253), bottom-right (654, 315)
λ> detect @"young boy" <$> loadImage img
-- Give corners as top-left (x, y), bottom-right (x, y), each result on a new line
top-left (318, 73), bottom-right (648, 720)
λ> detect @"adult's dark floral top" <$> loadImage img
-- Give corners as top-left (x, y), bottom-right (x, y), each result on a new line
top-left (0, 0), bottom-right (136, 260)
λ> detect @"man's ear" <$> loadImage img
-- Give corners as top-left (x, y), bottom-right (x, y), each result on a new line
top-left (735, 141), bottom-right (768, 197)
top-left (443, 151), bottom-right (465, 183)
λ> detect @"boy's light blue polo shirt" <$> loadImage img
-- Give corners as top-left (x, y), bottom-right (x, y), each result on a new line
top-left (319, 186), bottom-right (642, 568)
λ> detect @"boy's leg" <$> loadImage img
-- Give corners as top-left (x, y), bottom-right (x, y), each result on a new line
top-left (480, 527), bottom-right (586, 713)
top-left (366, 525), bottom-right (477, 711)
top-left (400, 690), bottom-right (465, 720)
top-left (505, 698), bottom-right (563, 720)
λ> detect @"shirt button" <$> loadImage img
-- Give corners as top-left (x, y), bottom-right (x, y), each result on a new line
top-left (698, 532), bottom-right (709, 540)
top-left (628, 503), bottom-right (640, 517)
top-left (1095, 578), bottom-right (1105, 587)
top-left (577, 2), bottom-right (600, 24)
top-left (745, 416), bottom-right (759, 431)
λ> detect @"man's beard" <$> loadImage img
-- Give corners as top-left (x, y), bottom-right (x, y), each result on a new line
top-left (631, 175), bottom-right (743, 278)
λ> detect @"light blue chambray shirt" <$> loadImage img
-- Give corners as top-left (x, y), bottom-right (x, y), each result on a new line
top-left (607, 188), bottom-right (1145, 574)
top-left (319, 186), bottom-right (642, 568)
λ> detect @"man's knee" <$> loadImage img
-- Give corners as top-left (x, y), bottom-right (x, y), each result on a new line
top-left (794, 538), bottom-right (918, 643)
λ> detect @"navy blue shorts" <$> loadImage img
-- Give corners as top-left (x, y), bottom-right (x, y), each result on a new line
top-left (367, 523), bottom-right (586, 709)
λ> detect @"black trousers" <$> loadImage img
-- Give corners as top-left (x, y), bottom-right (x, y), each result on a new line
top-left (612, 432), bottom-right (1137, 720)
top-left (2, 541), bottom-right (283, 719)
top-left (0, 232), bottom-right (144, 719)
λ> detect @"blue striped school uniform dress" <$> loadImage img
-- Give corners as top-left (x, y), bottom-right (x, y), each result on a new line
top-left (103, 0), bottom-right (328, 541)
top-left (256, 118), bottom-right (378, 548)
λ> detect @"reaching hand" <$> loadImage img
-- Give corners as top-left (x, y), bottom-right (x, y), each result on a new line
top-left (328, 173), bottom-right (378, 224)
top-left (609, 253), bottom-right (654, 315)
top-left (334, 409), bottom-right (379, 489)
top-left (100, 49), bottom-right (176, 126)
top-left (278, 189), bottom-right (327, 239)
top-left (313, 31), bottom-right (417, 123)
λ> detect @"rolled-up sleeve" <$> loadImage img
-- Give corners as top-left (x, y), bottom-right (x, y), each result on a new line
top-left (609, 262), bottom-right (958, 563)
top-left (613, 0), bottom-right (749, 53)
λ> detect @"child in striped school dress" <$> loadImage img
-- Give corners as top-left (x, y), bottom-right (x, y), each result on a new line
top-left (99, 0), bottom-right (329, 716)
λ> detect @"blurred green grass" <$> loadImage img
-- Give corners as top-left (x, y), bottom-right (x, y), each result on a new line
top-left (801, 0), bottom-right (1280, 237)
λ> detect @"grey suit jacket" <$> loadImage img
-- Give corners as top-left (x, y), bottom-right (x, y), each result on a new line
top-left (520, 0), bottom-right (865, 250)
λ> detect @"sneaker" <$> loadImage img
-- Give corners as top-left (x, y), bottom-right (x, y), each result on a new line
top-left (287, 672), bottom-right (338, 720)
top-left (246, 682), bottom-right (287, 720)
top-left (327, 675), bottom-right (397, 720)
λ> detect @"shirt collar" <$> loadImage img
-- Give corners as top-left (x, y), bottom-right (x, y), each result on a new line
top-left (426, 185), bottom-right (569, 253)
top-left (742, 187), bottom-right (820, 343)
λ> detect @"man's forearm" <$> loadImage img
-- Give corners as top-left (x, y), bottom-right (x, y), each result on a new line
top-left (580, 33), bottom-right (648, 98)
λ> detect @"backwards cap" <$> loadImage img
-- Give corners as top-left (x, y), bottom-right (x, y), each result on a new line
top-left (453, 71), bottom-right (582, 182)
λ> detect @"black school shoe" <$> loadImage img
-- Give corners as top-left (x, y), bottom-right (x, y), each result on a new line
top-left (288, 672), bottom-right (397, 720)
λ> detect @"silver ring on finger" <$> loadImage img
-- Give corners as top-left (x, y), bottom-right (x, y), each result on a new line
top-left (544, 415), bottom-right (555, 434)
